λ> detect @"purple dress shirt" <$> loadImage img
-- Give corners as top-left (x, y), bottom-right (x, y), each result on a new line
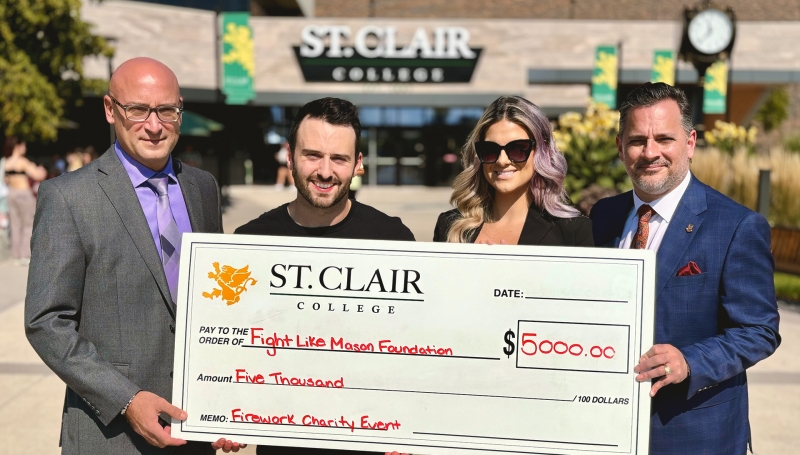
top-left (114, 142), bottom-right (192, 260)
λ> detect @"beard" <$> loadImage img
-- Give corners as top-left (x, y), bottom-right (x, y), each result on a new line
top-left (292, 166), bottom-right (352, 209)
top-left (629, 157), bottom-right (690, 198)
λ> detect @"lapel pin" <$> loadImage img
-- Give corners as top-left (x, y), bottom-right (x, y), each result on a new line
top-left (686, 224), bottom-right (694, 233)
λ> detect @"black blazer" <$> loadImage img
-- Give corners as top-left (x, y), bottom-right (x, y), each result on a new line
top-left (433, 204), bottom-right (594, 246)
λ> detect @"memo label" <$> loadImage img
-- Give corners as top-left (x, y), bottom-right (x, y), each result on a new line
top-left (202, 262), bottom-right (258, 306)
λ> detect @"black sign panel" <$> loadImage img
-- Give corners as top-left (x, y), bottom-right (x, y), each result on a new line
top-left (293, 47), bottom-right (482, 83)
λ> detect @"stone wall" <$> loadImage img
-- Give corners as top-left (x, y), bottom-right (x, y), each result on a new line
top-left (82, 1), bottom-right (217, 90)
top-left (315, 0), bottom-right (800, 21)
top-left (81, 1), bottom-right (800, 118)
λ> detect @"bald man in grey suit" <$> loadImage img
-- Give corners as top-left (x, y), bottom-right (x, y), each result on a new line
top-left (25, 58), bottom-right (243, 454)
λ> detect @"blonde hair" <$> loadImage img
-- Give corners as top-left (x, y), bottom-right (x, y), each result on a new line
top-left (447, 96), bottom-right (578, 242)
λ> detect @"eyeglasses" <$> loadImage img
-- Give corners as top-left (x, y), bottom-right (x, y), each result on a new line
top-left (108, 95), bottom-right (183, 123)
top-left (474, 139), bottom-right (535, 164)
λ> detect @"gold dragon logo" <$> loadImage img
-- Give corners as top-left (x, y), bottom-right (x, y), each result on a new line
top-left (592, 51), bottom-right (618, 89)
top-left (652, 55), bottom-right (675, 85)
top-left (705, 61), bottom-right (728, 96)
top-left (222, 23), bottom-right (255, 78)
top-left (202, 262), bottom-right (257, 306)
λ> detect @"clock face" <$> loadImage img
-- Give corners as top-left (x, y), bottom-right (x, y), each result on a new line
top-left (688, 9), bottom-right (733, 55)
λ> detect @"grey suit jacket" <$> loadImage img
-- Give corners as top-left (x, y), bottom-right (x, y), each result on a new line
top-left (25, 147), bottom-right (221, 455)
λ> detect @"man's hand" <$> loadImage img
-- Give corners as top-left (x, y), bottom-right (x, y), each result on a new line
top-left (212, 439), bottom-right (247, 452)
top-left (124, 391), bottom-right (187, 448)
top-left (634, 344), bottom-right (690, 397)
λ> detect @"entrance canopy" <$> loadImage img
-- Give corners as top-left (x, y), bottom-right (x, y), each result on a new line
top-left (181, 111), bottom-right (223, 137)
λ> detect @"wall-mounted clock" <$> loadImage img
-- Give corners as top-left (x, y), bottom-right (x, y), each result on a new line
top-left (687, 8), bottom-right (734, 55)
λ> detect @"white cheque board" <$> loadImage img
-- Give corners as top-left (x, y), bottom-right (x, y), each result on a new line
top-left (172, 233), bottom-right (655, 455)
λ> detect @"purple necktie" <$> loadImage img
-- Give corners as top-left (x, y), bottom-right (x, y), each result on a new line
top-left (149, 173), bottom-right (181, 303)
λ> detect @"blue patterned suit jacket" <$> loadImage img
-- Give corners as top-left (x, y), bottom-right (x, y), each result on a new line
top-left (590, 175), bottom-right (780, 455)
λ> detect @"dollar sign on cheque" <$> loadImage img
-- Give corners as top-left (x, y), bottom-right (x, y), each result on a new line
top-left (503, 329), bottom-right (515, 358)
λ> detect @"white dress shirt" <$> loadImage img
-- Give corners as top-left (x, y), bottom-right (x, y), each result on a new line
top-left (618, 172), bottom-right (692, 252)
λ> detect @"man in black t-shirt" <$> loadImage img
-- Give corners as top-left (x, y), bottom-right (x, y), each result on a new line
top-left (235, 97), bottom-right (413, 455)
top-left (235, 97), bottom-right (413, 242)
top-left (235, 198), bottom-right (414, 240)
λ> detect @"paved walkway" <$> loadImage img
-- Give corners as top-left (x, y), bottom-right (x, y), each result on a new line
top-left (1, 185), bottom-right (797, 454)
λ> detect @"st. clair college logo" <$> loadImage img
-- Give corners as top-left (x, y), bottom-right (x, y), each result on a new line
top-left (202, 262), bottom-right (257, 306)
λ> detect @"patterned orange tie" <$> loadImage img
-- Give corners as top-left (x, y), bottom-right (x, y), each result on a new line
top-left (631, 204), bottom-right (655, 249)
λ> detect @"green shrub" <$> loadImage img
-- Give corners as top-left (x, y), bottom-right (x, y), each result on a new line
top-left (553, 103), bottom-right (631, 203)
top-left (704, 120), bottom-right (757, 154)
top-left (783, 133), bottom-right (800, 153)
top-left (755, 87), bottom-right (790, 132)
top-left (775, 272), bottom-right (800, 302)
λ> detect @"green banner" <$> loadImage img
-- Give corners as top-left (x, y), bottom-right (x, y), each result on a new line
top-left (221, 12), bottom-right (255, 105)
top-left (650, 50), bottom-right (675, 85)
top-left (703, 60), bottom-right (728, 114)
top-left (591, 45), bottom-right (618, 108)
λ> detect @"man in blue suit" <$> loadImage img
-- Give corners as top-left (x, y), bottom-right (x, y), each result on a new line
top-left (590, 82), bottom-right (780, 455)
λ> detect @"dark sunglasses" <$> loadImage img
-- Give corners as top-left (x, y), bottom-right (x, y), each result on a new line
top-left (474, 139), bottom-right (535, 164)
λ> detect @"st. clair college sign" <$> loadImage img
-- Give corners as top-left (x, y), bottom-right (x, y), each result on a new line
top-left (293, 25), bottom-right (482, 83)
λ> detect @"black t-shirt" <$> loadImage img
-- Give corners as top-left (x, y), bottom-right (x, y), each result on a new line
top-left (234, 200), bottom-right (415, 241)
top-left (236, 201), bottom-right (412, 455)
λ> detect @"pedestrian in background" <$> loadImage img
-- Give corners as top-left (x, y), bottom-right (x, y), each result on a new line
top-left (50, 153), bottom-right (66, 178)
top-left (0, 151), bottom-right (8, 258)
top-left (274, 140), bottom-right (295, 189)
top-left (3, 137), bottom-right (46, 265)
top-left (66, 147), bottom-right (86, 172)
top-left (349, 161), bottom-right (364, 199)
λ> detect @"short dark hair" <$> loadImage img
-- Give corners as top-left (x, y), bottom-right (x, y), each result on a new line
top-left (3, 136), bottom-right (20, 158)
top-left (288, 97), bottom-right (362, 155)
top-left (618, 82), bottom-right (694, 137)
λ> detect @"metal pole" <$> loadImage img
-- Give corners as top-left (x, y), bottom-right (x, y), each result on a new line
top-left (757, 169), bottom-right (770, 219)
top-left (693, 63), bottom-right (710, 148)
top-left (368, 127), bottom-right (378, 186)
top-left (244, 159), bottom-right (253, 185)
top-left (725, 57), bottom-right (733, 123)
top-left (215, 9), bottom-right (223, 103)
top-left (106, 38), bottom-right (117, 145)
top-left (615, 40), bottom-right (623, 109)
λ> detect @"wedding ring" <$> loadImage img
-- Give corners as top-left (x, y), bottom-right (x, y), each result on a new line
top-left (664, 365), bottom-right (672, 375)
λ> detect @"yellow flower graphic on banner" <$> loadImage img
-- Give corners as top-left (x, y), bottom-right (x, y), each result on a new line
top-left (705, 61), bottom-right (728, 96)
top-left (652, 55), bottom-right (675, 85)
top-left (223, 23), bottom-right (255, 78)
top-left (591, 52), bottom-right (618, 89)
top-left (203, 262), bottom-right (257, 306)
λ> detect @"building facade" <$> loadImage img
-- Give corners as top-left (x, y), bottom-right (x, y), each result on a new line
top-left (71, 0), bottom-right (800, 185)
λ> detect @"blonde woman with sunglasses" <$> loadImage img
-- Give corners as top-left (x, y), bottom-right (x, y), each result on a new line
top-left (434, 96), bottom-right (592, 246)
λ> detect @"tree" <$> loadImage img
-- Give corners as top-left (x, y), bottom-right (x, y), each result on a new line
top-left (0, 0), bottom-right (112, 142)
top-left (755, 86), bottom-right (789, 133)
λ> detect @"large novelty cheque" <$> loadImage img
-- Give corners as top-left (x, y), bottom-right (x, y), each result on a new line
top-left (172, 234), bottom-right (655, 455)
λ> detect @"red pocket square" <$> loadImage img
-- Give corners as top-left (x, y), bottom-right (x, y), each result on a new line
top-left (677, 261), bottom-right (702, 276)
